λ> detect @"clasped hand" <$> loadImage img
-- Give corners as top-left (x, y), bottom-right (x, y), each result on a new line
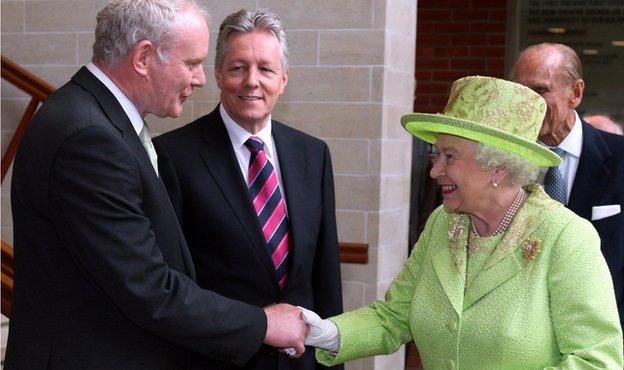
top-left (263, 304), bottom-right (339, 358)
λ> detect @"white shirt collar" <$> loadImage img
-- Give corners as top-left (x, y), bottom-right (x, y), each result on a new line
top-left (218, 104), bottom-right (286, 211)
top-left (537, 111), bottom-right (582, 203)
top-left (551, 111), bottom-right (583, 158)
top-left (87, 63), bottom-right (144, 136)
top-left (220, 104), bottom-right (274, 156)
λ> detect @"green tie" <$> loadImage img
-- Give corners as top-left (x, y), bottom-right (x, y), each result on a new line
top-left (139, 123), bottom-right (159, 177)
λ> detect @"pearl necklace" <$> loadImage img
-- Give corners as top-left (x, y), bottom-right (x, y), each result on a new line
top-left (471, 188), bottom-right (526, 237)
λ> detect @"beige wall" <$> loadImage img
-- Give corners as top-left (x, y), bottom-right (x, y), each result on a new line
top-left (0, 1), bottom-right (416, 369)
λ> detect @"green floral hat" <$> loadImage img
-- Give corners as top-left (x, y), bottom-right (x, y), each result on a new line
top-left (401, 76), bottom-right (560, 167)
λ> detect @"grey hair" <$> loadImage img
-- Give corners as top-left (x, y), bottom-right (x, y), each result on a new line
top-left (215, 8), bottom-right (289, 71)
top-left (92, 0), bottom-right (209, 67)
top-left (515, 42), bottom-right (583, 88)
top-left (473, 142), bottom-right (539, 186)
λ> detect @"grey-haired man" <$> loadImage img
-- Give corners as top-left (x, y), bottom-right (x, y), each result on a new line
top-left (6, 1), bottom-right (306, 369)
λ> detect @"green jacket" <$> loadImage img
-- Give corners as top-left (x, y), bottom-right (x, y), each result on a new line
top-left (318, 184), bottom-right (623, 369)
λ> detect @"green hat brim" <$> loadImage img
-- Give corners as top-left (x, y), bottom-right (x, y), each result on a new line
top-left (401, 113), bottom-right (561, 167)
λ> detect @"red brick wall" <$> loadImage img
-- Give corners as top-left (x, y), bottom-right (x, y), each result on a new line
top-left (414, 0), bottom-right (508, 113)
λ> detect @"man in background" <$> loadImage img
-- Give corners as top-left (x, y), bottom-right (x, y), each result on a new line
top-left (513, 42), bottom-right (624, 328)
top-left (584, 114), bottom-right (623, 135)
top-left (6, 1), bottom-right (306, 368)
top-left (154, 8), bottom-right (343, 370)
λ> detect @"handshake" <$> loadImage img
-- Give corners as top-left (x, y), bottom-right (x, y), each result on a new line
top-left (263, 304), bottom-right (339, 358)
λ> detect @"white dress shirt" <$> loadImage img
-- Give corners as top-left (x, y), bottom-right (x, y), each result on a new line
top-left (540, 111), bottom-right (583, 204)
top-left (86, 63), bottom-right (144, 136)
top-left (220, 104), bottom-right (288, 212)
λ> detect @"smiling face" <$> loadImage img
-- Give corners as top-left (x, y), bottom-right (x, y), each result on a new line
top-left (215, 30), bottom-right (288, 133)
top-left (430, 135), bottom-right (495, 215)
top-left (146, 7), bottom-right (209, 118)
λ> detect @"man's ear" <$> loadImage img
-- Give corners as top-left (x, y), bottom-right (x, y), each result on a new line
top-left (569, 78), bottom-right (585, 109)
top-left (132, 40), bottom-right (155, 77)
top-left (278, 71), bottom-right (288, 96)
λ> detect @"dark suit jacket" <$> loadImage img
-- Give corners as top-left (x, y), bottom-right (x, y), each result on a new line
top-left (568, 119), bottom-right (624, 326)
top-left (6, 68), bottom-right (267, 369)
top-left (154, 106), bottom-right (344, 370)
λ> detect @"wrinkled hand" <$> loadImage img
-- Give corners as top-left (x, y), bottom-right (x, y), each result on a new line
top-left (263, 304), bottom-right (308, 357)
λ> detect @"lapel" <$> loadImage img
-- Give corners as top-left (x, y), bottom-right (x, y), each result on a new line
top-left (71, 67), bottom-right (195, 276)
top-left (197, 108), bottom-right (279, 285)
top-left (567, 121), bottom-right (612, 219)
top-left (72, 67), bottom-right (157, 179)
top-left (463, 249), bottom-right (523, 310)
top-left (463, 185), bottom-right (555, 310)
top-left (272, 122), bottom-right (306, 287)
top-left (72, 68), bottom-right (133, 136)
top-left (432, 213), bottom-right (468, 316)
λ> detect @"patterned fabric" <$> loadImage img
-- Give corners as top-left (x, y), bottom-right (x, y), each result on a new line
top-left (401, 76), bottom-right (561, 167)
top-left (244, 136), bottom-right (290, 289)
top-left (317, 184), bottom-right (623, 369)
top-left (139, 123), bottom-right (159, 177)
top-left (544, 147), bottom-right (566, 204)
top-left (465, 233), bottom-right (500, 289)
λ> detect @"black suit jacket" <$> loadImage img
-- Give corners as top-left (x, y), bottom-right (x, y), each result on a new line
top-left (154, 106), bottom-right (344, 370)
top-left (568, 119), bottom-right (624, 326)
top-left (6, 68), bottom-right (266, 369)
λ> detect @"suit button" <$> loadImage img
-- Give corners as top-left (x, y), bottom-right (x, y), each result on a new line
top-left (447, 359), bottom-right (455, 369)
top-left (447, 320), bottom-right (457, 331)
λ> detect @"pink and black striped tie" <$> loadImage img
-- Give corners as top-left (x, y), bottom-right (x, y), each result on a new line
top-left (245, 136), bottom-right (290, 289)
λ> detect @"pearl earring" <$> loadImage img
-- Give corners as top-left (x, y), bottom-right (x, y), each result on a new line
top-left (492, 181), bottom-right (498, 188)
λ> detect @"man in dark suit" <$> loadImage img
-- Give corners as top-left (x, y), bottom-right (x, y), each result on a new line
top-left (6, 1), bottom-right (307, 369)
top-left (513, 42), bottom-right (624, 327)
top-left (154, 8), bottom-right (343, 370)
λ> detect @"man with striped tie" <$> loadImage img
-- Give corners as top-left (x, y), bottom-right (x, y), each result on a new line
top-left (6, 1), bottom-right (308, 368)
top-left (154, 8), bottom-right (343, 370)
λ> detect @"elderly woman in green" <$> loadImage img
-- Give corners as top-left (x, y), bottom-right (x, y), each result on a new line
top-left (303, 76), bottom-right (623, 369)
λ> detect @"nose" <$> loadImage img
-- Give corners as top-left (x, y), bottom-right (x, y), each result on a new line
top-left (192, 64), bottom-right (206, 88)
top-left (244, 67), bottom-right (260, 88)
top-left (429, 154), bottom-right (444, 179)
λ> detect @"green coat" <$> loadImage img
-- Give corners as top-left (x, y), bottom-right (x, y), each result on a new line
top-left (318, 184), bottom-right (623, 369)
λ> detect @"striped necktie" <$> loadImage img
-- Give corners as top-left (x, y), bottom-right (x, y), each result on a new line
top-left (244, 136), bottom-right (290, 289)
top-left (544, 147), bottom-right (566, 204)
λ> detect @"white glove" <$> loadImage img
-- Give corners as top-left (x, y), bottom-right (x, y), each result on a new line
top-left (299, 306), bottom-right (340, 352)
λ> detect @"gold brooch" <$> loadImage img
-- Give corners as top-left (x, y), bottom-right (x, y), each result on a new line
top-left (522, 239), bottom-right (542, 261)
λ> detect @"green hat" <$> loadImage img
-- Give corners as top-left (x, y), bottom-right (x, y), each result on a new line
top-left (401, 76), bottom-right (560, 167)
